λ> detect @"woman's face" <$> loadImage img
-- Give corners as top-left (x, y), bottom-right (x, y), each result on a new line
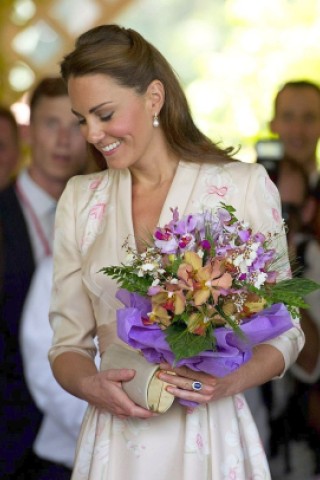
top-left (68, 74), bottom-right (158, 170)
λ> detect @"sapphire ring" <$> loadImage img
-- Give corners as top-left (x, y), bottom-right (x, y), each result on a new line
top-left (191, 381), bottom-right (203, 392)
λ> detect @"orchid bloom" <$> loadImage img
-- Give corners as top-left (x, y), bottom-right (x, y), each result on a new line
top-left (187, 311), bottom-right (208, 336)
top-left (177, 251), bottom-right (233, 306)
top-left (187, 304), bottom-right (225, 336)
top-left (148, 285), bottom-right (186, 325)
top-left (242, 293), bottom-right (267, 317)
top-left (147, 304), bottom-right (172, 328)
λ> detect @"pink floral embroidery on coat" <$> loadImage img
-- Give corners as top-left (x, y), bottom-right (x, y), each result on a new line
top-left (196, 433), bottom-right (204, 450)
top-left (89, 203), bottom-right (106, 220)
top-left (228, 467), bottom-right (237, 480)
top-left (234, 395), bottom-right (245, 410)
top-left (272, 207), bottom-right (282, 224)
top-left (207, 185), bottom-right (228, 197)
top-left (89, 179), bottom-right (102, 190)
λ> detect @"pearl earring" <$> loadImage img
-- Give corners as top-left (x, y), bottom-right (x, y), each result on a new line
top-left (153, 114), bottom-right (160, 128)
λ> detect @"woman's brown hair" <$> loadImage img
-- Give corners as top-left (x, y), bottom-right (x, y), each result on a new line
top-left (61, 24), bottom-right (235, 167)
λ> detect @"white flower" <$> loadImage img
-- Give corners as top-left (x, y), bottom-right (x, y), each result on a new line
top-left (232, 254), bottom-right (244, 268)
top-left (233, 254), bottom-right (250, 273)
top-left (252, 272), bottom-right (268, 289)
top-left (250, 242), bottom-right (260, 251)
top-left (141, 263), bottom-right (156, 272)
top-left (124, 253), bottom-right (135, 265)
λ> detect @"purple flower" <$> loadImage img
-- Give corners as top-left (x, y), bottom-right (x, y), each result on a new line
top-left (238, 228), bottom-right (251, 242)
top-left (178, 233), bottom-right (196, 250)
top-left (154, 236), bottom-right (179, 254)
top-left (148, 285), bottom-right (162, 296)
top-left (200, 239), bottom-right (211, 250)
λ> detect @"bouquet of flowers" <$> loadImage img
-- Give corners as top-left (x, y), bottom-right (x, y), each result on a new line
top-left (100, 204), bottom-right (319, 378)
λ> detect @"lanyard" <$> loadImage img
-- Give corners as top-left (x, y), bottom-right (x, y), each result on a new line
top-left (15, 182), bottom-right (52, 257)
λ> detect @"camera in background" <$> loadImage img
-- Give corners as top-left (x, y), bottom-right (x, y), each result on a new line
top-left (255, 138), bottom-right (284, 184)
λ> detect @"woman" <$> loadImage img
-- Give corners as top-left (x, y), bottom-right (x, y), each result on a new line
top-left (49, 24), bottom-right (304, 479)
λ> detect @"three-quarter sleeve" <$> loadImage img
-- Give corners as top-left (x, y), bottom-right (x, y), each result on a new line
top-left (244, 163), bottom-right (305, 375)
top-left (48, 176), bottom-right (97, 366)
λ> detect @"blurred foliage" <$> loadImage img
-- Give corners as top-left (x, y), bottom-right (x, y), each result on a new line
top-left (117, 0), bottom-right (320, 161)
top-left (0, 1), bottom-right (15, 105)
top-left (0, 0), bottom-right (133, 107)
top-left (1, 0), bottom-right (320, 163)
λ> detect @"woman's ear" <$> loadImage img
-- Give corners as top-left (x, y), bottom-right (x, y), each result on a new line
top-left (146, 79), bottom-right (165, 115)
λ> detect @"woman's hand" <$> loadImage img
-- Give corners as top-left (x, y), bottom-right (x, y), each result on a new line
top-left (52, 352), bottom-right (157, 420)
top-left (158, 363), bottom-right (234, 406)
top-left (158, 343), bottom-right (286, 407)
top-left (80, 368), bottom-right (158, 419)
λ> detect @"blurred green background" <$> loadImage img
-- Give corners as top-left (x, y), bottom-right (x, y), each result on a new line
top-left (1, 0), bottom-right (320, 162)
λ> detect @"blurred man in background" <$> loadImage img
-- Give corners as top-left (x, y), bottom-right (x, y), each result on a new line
top-left (0, 76), bottom-right (88, 478)
top-left (270, 80), bottom-right (320, 190)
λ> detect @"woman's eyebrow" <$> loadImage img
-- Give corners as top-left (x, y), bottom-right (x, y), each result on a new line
top-left (71, 102), bottom-right (113, 117)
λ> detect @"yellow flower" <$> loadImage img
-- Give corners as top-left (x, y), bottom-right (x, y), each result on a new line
top-left (150, 287), bottom-right (186, 326)
top-left (178, 252), bottom-right (233, 306)
top-left (187, 311), bottom-right (208, 336)
top-left (148, 304), bottom-right (172, 327)
top-left (243, 294), bottom-right (267, 316)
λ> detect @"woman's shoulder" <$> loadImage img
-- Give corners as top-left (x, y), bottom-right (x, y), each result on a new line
top-left (199, 158), bottom-right (268, 176)
top-left (179, 158), bottom-right (270, 189)
top-left (63, 169), bottom-right (125, 201)
top-left (66, 170), bottom-right (111, 190)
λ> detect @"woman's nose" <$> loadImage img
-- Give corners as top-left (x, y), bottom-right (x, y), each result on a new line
top-left (86, 123), bottom-right (105, 144)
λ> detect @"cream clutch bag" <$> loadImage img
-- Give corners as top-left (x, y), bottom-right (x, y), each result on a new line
top-left (100, 343), bottom-right (175, 413)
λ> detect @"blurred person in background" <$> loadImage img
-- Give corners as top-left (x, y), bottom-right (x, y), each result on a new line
top-left (0, 106), bottom-right (21, 190)
top-left (270, 83), bottom-right (320, 475)
top-left (270, 80), bottom-right (320, 191)
top-left (20, 256), bottom-right (92, 480)
top-left (19, 160), bottom-right (103, 480)
top-left (0, 76), bottom-right (88, 478)
top-left (260, 158), bottom-right (320, 480)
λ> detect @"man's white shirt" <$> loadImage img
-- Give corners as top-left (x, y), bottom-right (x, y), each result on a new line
top-left (20, 256), bottom-right (89, 467)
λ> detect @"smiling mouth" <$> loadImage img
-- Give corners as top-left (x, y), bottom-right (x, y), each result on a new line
top-left (101, 141), bottom-right (121, 153)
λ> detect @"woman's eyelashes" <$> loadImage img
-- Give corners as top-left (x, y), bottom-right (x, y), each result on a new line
top-left (99, 112), bottom-right (114, 122)
top-left (77, 112), bottom-right (114, 126)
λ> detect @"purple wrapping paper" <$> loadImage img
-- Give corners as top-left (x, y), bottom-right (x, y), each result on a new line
top-left (116, 289), bottom-right (294, 377)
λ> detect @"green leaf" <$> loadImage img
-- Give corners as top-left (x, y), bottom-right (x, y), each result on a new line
top-left (274, 278), bottom-right (320, 306)
top-left (215, 304), bottom-right (246, 339)
top-left (273, 278), bottom-right (320, 296)
top-left (165, 256), bottom-right (183, 276)
top-left (247, 277), bottom-right (320, 309)
top-left (99, 266), bottom-right (151, 296)
top-left (164, 323), bottom-right (216, 362)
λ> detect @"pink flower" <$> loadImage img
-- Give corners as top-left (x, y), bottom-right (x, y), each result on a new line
top-left (178, 252), bottom-right (233, 306)
top-left (89, 179), bottom-right (102, 190)
top-left (89, 203), bottom-right (106, 220)
top-left (207, 185), bottom-right (228, 197)
top-left (272, 207), bottom-right (281, 223)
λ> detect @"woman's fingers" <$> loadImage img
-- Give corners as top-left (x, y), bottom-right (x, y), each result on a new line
top-left (85, 369), bottom-right (158, 418)
top-left (159, 363), bottom-right (216, 386)
top-left (157, 370), bottom-right (214, 403)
